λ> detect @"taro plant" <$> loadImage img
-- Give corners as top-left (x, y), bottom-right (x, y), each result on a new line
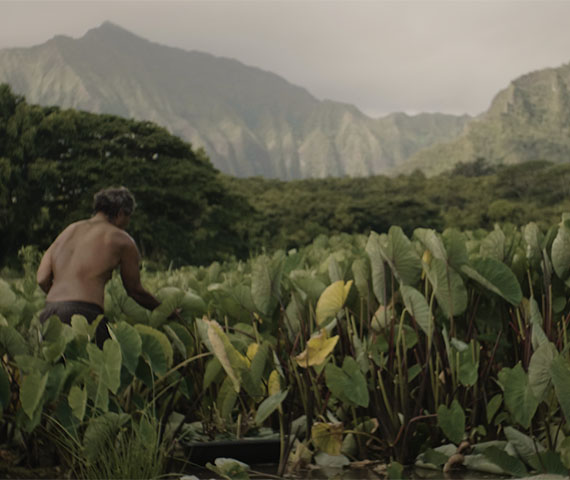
top-left (4, 215), bottom-right (570, 478)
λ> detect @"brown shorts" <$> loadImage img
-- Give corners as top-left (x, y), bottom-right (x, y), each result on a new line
top-left (39, 300), bottom-right (109, 348)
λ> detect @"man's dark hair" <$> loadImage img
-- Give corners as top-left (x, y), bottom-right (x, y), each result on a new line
top-left (93, 186), bottom-right (136, 219)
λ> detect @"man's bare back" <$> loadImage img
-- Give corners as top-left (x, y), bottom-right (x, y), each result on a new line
top-left (37, 188), bottom-right (160, 320)
top-left (37, 214), bottom-right (133, 308)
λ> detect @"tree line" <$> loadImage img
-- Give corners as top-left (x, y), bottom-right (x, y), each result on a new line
top-left (227, 157), bottom-right (570, 254)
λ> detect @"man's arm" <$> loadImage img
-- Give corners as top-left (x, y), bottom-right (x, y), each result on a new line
top-left (37, 246), bottom-right (54, 294)
top-left (119, 237), bottom-right (161, 311)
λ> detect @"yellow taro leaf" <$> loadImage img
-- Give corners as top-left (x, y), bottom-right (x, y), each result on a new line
top-left (246, 343), bottom-right (259, 363)
top-left (287, 440), bottom-right (313, 471)
top-left (268, 369), bottom-right (282, 396)
top-left (316, 280), bottom-right (353, 326)
top-left (295, 330), bottom-right (339, 368)
top-left (371, 304), bottom-right (395, 331)
top-left (206, 320), bottom-right (247, 393)
top-left (311, 422), bottom-right (344, 455)
top-left (421, 250), bottom-right (431, 280)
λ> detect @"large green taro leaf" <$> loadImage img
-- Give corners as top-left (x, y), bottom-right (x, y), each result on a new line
top-left (551, 217), bottom-right (570, 286)
top-left (442, 228), bottom-right (469, 269)
top-left (135, 325), bottom-right (173, 376)
top-left (498, 363), bottom-right (539, 429)
top-left (437, 399), bottom-right (465, 444)
top-left (424, 257), bottom-right (467, 318)
top-left (119, 295), bottom-right (150, 324)
top-left (289, 270), bottom-right (327, 304)
top-left (528, 451), bottom-right (568, 475)
top-left (325, 357), bottom-right (369, 407)
top-left (528, 297), bottom-right (549, 349)
top-left (110, 321), bottom-right (142, 375)
top-left (351, 257), bottom-right (370, 299)
top-left (240, 343), bottom-right (268, 399)
top-left (150, 288), bottom-right (185, 328)
top-left (68, 385), bottom-right (87, 421)
top-left (479, 226), bottom-right (505, 261)
top-left (486, 394), bottom-right (502, 424)
top-left (86, 341), bottom-right (122, 411)
top-left (180, 291), bottom-right (207, 316)
top-left (44, 363), bottom-right (67, 405)
top-left (0, 278), bottom-right (16, 312)
top-left (560, 437), bottom-right (570, 469)
top-left (42, 321), bottom-right (74, 363)
top-left (456, 340), bottom-right (479, 387)
top-left (382, 227), bottom-right (422, 286)
top-left (101, 340), bottom-right (122, 394)
top-left (0, 325), bottom-right (28, 357)
top-left (414, 228), bottom-right (448, 262)
top-left (21, 371), bottom-right (48, 419)
top-left (164, 322), bottom-right (194, 359)
top-left (400, 285), bottom-right (432, 338)
top-left (504, 426), bottom-right (544, 459)
top-left (255, 389), bottom-right (289, 425)
top-left (70, 315), bottom-right (100, 341)
top-left (327, 254), bottom-right (344, 283)
top-left (208, 283), bottom-right (255, 324)
top-left (523, 222), bottom-right (543, 267)
top-left (251, 254), bottom-right (283, 317)
top-left (284, 294), bottom-right (303, 338)
top-left (217, 376), bottom-right (238, 420)
top-left (482, 446), bottom-right (527, 478)
top-left (365, 232), bottom-right (388, 305)
top-left (550, 353), bottom-right (570, 423)
top-left (83, 412), bottom-right (129, 463)
top-left (203, 357), bottom-right (223, 391)
top-left (528, 341), bottom-right (557, 402)
top-left (462, 257), bottom-right (522, 306)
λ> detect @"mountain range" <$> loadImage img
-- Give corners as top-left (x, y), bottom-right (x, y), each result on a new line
top-left (0, 22), bottom-right (470, 179)
top-left (1, 22), bottom-right (569, 179)
top-left (401, 64), bottom-right (570, 175)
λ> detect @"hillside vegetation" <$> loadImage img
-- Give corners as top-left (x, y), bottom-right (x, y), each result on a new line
top-left (227, 157), bottom-right (570, 254)
top-left (2, 85), bottom-right (570, 269)
top-left (400, 64), bottom-right (570, 175)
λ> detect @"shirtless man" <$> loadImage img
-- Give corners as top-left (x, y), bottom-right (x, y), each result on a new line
top-left (36, 186), bottom-right (160, 346)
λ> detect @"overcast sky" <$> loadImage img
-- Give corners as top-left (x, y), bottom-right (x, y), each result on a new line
top-left (1, 0), bottom-right (570, 118)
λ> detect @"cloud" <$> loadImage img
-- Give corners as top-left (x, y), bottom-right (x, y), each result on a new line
top-left (1, 0), bottom-right (570, 117)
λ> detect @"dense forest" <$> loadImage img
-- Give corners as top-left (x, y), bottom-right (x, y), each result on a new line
top-left (229, 157), bottom-right (570, 254)
top-left (2, 83), bottom-right (570, 268)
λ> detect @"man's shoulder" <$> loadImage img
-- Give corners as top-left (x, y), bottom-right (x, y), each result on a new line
top-left (108, 227), bottom-right (136, 247)
top-left (54, 220), bottom-right (85, 241)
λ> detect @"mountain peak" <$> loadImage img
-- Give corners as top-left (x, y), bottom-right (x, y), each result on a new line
top-left (83, 21), bottom-right (145, 42)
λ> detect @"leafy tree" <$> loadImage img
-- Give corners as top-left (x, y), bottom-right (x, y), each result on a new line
top-left (451, 157), bottom-right (496, 177)
top-left (0, 84), bottom-right (249, 266)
